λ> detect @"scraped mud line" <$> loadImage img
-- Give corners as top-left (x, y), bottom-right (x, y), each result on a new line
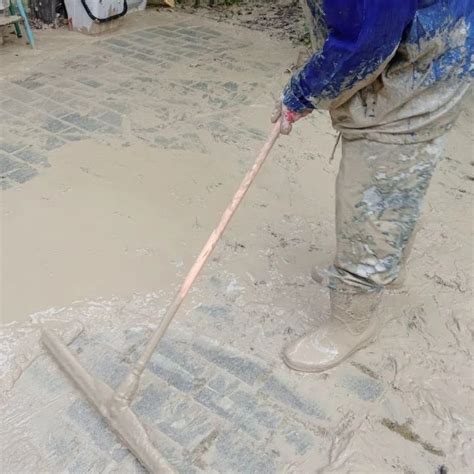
top-left (381, 418), bottom-right (445, 457)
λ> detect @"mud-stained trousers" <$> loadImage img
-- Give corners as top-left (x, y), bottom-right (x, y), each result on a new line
top-left (327, 75), bottom-right (470, 292)
top-left (328, 136), bottom-right (444, 291)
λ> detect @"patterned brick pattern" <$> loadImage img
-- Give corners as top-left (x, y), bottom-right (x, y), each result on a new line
top-left (2, 326), bottom-right (383, 472)
top-left (1, 20), bottom-right (274, 190)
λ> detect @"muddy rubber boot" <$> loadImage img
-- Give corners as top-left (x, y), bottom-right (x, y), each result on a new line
top-left (283, 289), bottom-right (382, 373)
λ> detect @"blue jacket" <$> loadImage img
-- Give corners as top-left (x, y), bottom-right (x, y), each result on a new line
top-left (283, 0), bottom-right (473, 112)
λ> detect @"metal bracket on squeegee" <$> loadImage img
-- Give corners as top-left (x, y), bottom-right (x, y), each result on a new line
top-left (80, 0), bottom-right (128, 23)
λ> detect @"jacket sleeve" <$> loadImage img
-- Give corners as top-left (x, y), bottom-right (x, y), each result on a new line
top-left (283, 0), bottom-right (417, 111)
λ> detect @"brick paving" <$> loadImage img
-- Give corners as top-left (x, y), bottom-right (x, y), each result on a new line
top-left (0, 18), bottom-right (278, 190)
top-left (3, 324), bottom-right (384, 473)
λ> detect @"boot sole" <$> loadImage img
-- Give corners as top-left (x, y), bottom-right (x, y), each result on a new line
top-left (282, 334), bottom-right (377, 373)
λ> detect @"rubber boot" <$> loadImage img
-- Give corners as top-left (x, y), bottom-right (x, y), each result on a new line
top-left (283, 289), bottom-right (382, 372)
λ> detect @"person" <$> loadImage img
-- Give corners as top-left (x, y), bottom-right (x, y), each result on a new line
top-left (272, 0), bottom-right (473, 372)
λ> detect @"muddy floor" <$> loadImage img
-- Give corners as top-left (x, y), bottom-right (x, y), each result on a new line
top-left (176, 0), bottom-right (312, 45)
top-left (1, 7), bottom-right (473, 474)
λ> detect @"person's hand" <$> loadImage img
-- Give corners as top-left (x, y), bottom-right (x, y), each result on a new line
top-left (271, 100), bottom-right (312, 135)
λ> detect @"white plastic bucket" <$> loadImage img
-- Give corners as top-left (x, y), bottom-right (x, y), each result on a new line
top-left (64, 0), bottom-right (146, 34)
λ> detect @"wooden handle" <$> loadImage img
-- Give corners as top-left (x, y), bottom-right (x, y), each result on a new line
top-left (117, 122), bottom-right (281, 401)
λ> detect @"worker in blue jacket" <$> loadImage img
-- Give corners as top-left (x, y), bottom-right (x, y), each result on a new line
top-left (272, 0), bottom-right (473, 372)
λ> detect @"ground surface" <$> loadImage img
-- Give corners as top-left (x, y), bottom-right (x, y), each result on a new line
top-left (176, 0), bottom-right (312, 45)
top-left (1, 8), bottom-right (473, 474)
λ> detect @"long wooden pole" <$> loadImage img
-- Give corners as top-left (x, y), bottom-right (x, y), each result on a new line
top-left (115, 122), bottom-right (281, 404)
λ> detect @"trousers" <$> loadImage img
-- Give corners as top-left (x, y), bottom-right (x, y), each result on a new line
top-left (329, 136), bottom-right (444, 291)
top-left (329, 75), bottom-right (470, 291)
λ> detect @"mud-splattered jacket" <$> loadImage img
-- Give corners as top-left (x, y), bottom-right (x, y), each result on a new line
top-left (283, 0), bottom-right (473, 112)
